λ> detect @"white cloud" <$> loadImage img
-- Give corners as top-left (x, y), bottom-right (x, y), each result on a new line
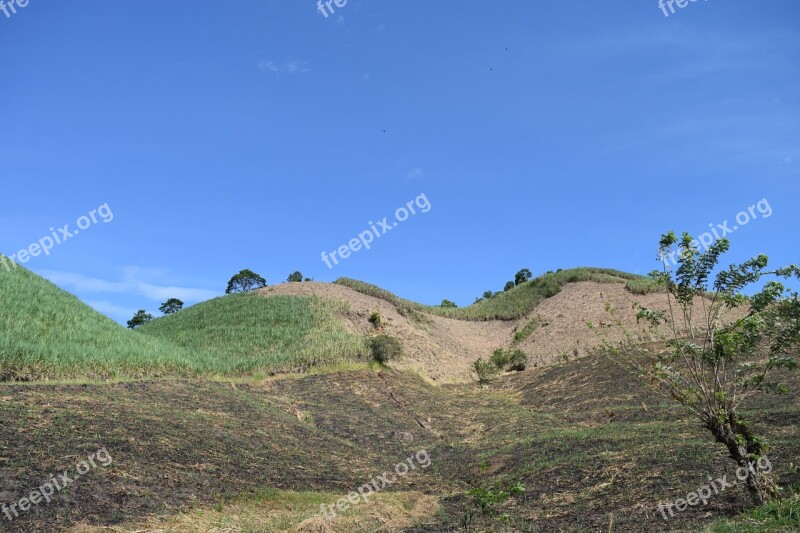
top-left (85, 300), bottom-right (138, 321)
top-left (38, 269), bottom-right (219, 303)
top-left (259, 60), bottom-right (310, 74)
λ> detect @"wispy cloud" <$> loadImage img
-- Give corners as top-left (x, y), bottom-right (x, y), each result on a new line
top-left (38, 268), bottom-right (219, 303)
top-left (258, 60), bottom-right (310, 74)
top-left (85, 300), bottom-right (139, 321)
top-left (407, 168), bottom-right (424, 179)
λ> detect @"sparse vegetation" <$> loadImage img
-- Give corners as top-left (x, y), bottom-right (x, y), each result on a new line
top-left (512, 315), bottom-right (548, 344)
top-left (287, 271), bottom-right (303, 283)
top-left (440, 299), bottom-right (458, 308)
top-left (339, 269), bottom-right (661, 322)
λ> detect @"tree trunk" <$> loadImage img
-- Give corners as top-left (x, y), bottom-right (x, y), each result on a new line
top-left (705, 411), bottom-right (780, 505)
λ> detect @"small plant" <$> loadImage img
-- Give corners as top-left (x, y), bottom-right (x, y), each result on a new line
top-left (468, 481), bottom-right (526, 516)
top-left (472, 358), bottom-right (499, 384)
top-left (504, 281), bottom-right (515, 292)
top-left (488, 349), bottom-right (527, 372)
top-left (369, 335), bottom-right (402, 364)
top-left (287, 271), bottom-right (303, 283)
top-left (506, 349), bottom-right (527, 371)
top-left (368, 311), bottom-right (383, 328)
top-left (489, 348), bottom-right (510, 368)
top-left (440, 299), bottom-right (458, 308)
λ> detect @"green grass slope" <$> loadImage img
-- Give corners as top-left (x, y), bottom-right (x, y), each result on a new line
top-left (139, 292), bottom-right (368, 372)
top-left (337, 267), bottom-right (662, 321)
top-left (0, 262), bottom-right (199, 381)
top-left (0, 264), bottom-right (367, 381)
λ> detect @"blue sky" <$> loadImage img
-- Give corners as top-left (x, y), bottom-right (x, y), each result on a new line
top-left (1, 0), bottom-right (798, 322)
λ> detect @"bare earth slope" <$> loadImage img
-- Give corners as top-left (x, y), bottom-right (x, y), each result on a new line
top-left (262, 280), bottom-right (708, 382)
top-left (263, 282), bottom-right (515, 382)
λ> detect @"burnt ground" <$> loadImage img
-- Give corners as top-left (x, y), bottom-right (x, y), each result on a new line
top-left (0, 356), bottom-right (798, 532)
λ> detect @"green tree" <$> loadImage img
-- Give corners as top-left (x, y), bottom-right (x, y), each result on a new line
top-left (127, 310), bottom-right (154, 329)
top-left (482, 290), bottom-right (494, 300)
top-left (440, 299), bottom-right (458, 308)
top-left (514, 269), bottom-right (532, 286)
top-left (225, 269), bottom-right (267, 294)
top-left (504, 281), bottom-right (515, 292)
top-left (591, 232), bottom-right (799, 505)
top-left (287, 271), bottom-right (303, 283)
top-left (158, 298), bottom-right (184, 315)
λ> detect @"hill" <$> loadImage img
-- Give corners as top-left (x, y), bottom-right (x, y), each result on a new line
top-left (138, 292), bottom-right (367, 372)
top-left (1, 265), bottom-right (669, 383)
top-left (0, 261), bottom-right (199, 381)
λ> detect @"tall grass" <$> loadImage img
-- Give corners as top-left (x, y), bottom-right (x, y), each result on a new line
top-left (140, 293), bottom-right (368, 371)
top-left (0, 263), bottom-right (199, 380)
top-left (337, 268), bottom-right (662, 321)
top-left (0, 264), bottom-right (367, 381)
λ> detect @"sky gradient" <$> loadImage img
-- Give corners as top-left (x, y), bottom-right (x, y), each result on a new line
top-left (1, 0), bottom-right (798, 322)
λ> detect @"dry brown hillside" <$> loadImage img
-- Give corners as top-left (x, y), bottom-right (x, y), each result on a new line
top-left (261, 280), bottom-right (729, 383)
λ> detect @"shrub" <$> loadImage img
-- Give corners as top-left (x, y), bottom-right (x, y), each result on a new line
top-left (440, 299), bottom-right (458, 308)
top-left (503, 281), bottom-right (515, 292)
top-left (287, 271), bottom-right (303, 283)
top-left (489, 348), bottom-right (510, 369)
top-left (488, 349), bottom-right (528, 372)
top-left (368, 311), bottom-right (383, 328)
top-left (472, 358), bottom-right (499, 384)
top-left (507, 350), bottom-right (527, 371)
top-left (369, 335), bottom-right (402, 364)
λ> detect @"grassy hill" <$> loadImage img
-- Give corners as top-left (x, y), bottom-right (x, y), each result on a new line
top-left (0, 264), bottom-right (366, 381)
top-left (0, 262), bottom-right (200, 381)
top-left (337, 267), bottom-right (662, 321)
top-left (139, 292), bottom-right (367, 372)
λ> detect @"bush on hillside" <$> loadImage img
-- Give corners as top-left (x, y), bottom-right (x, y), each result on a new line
top-left (370, 335), bottom-right (402, 364)
top-left (287, 271), bottom-right (303, 283)
top-left (489, 348), bottom-right (510, 369)
top-left (368, 311), bottom-right (383, 328)
top-left (440, 299), bottom-right (458, 308)
top-left (507, 350), bottom-right (527, 371)
top-left (489, 349), bottom-right (528, 372)
top-left (504, 281), bottom-right (515, 292)
top-left (472, 357), bottom-right (499, 384)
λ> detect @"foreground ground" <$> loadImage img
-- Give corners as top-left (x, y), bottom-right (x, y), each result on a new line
top-left (1, 355), bottom-right (798, 532)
